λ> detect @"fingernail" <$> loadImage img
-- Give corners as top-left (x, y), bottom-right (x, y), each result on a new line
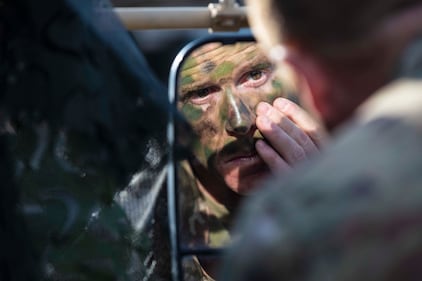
top-left (255, 139), bottom-right (264, 149)
top-left (257, 102), bottom-right (270, 114)
top-left (258, 116), bottom-right (270, 126)
top-left (275, 98), bottom-right (289, 111)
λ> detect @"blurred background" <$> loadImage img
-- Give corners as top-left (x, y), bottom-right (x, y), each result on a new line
top-left (111, 0), bottom-right (245, 85)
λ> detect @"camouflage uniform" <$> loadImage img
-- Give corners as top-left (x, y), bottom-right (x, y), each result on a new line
top-left (1, 0), bottom-right (170, 280)
top-left (178, 161), bottom-right (232, 281)
top-left (220, 38), bottom-right (422, 281)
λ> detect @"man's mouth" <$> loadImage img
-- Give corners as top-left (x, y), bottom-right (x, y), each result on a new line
top-left (216, 147), bottom-right (270, 194)
top-left (219, 149), bottom-right (264, 171)
top-left (225, 150), bottom-right (259, 164)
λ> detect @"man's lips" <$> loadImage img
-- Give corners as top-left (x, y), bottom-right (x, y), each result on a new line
top-left (215, 148), bottom-right (271, 194)
top-left (225, 150), bottom-right (258, 163)
top-left (220, 150), bottom-right (265, 171)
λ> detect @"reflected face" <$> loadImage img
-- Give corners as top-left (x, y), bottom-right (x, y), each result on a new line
top-left (178, 42), bottom-right (285, 194)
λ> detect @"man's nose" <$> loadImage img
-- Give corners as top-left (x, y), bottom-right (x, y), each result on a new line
top-left (224, 88), bottom-right (256, 136)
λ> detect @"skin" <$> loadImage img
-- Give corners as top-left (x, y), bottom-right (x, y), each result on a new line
top-left (178, 42), bottom-right (324, 199)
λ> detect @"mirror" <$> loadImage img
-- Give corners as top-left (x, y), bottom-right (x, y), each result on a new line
top-left (168, 34), bottom-right (293, 281)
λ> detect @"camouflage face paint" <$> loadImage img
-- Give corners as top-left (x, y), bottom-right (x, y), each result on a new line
top-left (223, 87), bottom-right (255, 135)
top-left (202, 61), bottom-right (216, 74)
top-left (182, 56), bottom-right (197, 72)
top-left (181, 75), bottom-right (194, 86)
top-left (211, 62), bottom-right (235, 81)
top-left (177, 42), bottom-right (288, 193)
top-left (272, 79), bottom-right (283, 91)
top-left (181, 103), bottom-right (203, 122)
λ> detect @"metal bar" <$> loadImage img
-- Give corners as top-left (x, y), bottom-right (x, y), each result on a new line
top-left (219, 0), bottom-right (236, 7)
top-left (168, 42), bottom-right (184, 281)
top-left (114, 7), bottom-right (211, 29)
top-left (113, 6), bottom-right (248, 30)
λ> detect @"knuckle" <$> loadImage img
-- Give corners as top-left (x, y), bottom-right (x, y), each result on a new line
top-left (275, 98), bottom-right (295, 112)
top-left (295, 129), bottom-right (311, 146)
top-left (271, 157), bottom-right (290, 174)
top-left (267, 151), bottom-right (282, 165)
top-left (289, 146), bottom-right (306, 163)
top-left (309, 126), bottom-right (327, 145)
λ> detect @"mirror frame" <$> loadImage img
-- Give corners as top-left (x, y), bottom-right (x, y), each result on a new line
top-left (167, 32), bottom-right (256, 281)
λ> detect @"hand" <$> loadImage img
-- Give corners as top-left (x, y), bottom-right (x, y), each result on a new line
top-left (255, 97), bottom-right (327, 174)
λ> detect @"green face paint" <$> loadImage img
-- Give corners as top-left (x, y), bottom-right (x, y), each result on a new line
top-left (204, 146), bottom-right (214, 160)
top-left (181, 103), bottom-right (203, 121)
top-left (182, 56), bottom-right (197, 72)
top-left (181, 75), bottom-right (194, 87)
top-left (219, 100), bottom-right (229, 125)
top-left (272, 79), bottom-right (283, 91)
top-left (211, 61), bottom-right (235, 81)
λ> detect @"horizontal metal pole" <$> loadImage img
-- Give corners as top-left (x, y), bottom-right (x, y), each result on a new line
top-left (113, 7), bottom-right (248, 30)
top-left (115, 7), bottom-right (211, 29)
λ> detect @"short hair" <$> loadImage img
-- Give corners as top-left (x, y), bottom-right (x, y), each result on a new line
top-left (248, 0), bottom-right (420, 54)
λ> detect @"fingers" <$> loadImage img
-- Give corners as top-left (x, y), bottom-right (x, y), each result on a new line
top-left (255, 139), bottom-right (291, 174)
top-left (256, 113), bottom-right (310, 164)
top-left (255, 98), bottom-right (326, 172)
top-left (273, 98), bottom-right (327, 147)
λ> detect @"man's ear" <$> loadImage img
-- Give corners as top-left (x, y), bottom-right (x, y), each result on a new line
top-left (280, 46), bottom-right (329, 123)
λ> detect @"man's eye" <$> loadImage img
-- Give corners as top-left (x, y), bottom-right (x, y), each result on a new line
top-left (249, 70), bottom-right (263, 80)
top-left (186, 85), bottom-right (220, 104)
top-left (196, 87), bottom-right (212, 98)
top-left (238, 68), bottom-right (270, 88)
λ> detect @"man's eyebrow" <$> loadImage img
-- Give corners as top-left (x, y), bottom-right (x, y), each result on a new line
top-left (232, 56), bottom-right (273, 79)
top-left (179, 59), bottom-right (218, 98)
top-left (179, 77), bottom-right (210, 99)
top-left (253, 61), bottom-right (273, 69)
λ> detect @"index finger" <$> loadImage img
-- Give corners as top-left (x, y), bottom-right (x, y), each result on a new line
top-left (273, 98), bottom-right (328, 147)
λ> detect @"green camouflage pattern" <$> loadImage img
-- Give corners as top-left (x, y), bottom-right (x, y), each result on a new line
top-left (178, 161), bottom-right (231, 281)
top-left (178, 161), bottom-right (231, 248)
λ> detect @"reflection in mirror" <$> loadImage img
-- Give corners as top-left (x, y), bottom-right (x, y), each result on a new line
top-left (174, 39), bottom-right (291, 280)
top-left (182, 255), bottom-right (222, 281)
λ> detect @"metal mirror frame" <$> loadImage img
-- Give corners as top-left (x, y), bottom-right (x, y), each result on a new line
top-left (167, 32), bottom-right (256, 281)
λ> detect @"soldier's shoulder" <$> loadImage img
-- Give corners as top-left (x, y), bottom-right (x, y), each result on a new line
top-left (356, 78), bottom-right (422, 128)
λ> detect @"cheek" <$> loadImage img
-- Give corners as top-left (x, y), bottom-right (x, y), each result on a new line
top-left (217, 97), bottom-right (229, 126)
top-left (181, 103), bottom-right (203, 123)
top-left (239, 83), bottom-right (286, 111)
top-left (190, 118), bottom-right (217, 166)
top-left (271, 79), bottom-right (285, 97)
top-left (257, 79), bottom-right (286, 105)
top-left (189, 105), bottom-right (222, 151)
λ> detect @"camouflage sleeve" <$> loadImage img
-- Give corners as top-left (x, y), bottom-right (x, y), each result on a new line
top-left (220, 118), bottom-right (422, 281)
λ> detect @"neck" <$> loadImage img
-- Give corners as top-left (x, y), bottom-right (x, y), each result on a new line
top-left (194, 178), bottom-right (240, 213)
top-left (189, 158), bottom-right (242, 212)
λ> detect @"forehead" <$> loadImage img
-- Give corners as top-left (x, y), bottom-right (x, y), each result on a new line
top-left (181, 42), bottom-right (262, 77)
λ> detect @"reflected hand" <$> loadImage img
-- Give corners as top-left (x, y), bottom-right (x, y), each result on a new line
top-left (255, 98), bottom-right (327, 174)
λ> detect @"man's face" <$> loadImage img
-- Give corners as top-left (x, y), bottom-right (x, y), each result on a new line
top-left (178, 42), bottom-right (286, 195)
